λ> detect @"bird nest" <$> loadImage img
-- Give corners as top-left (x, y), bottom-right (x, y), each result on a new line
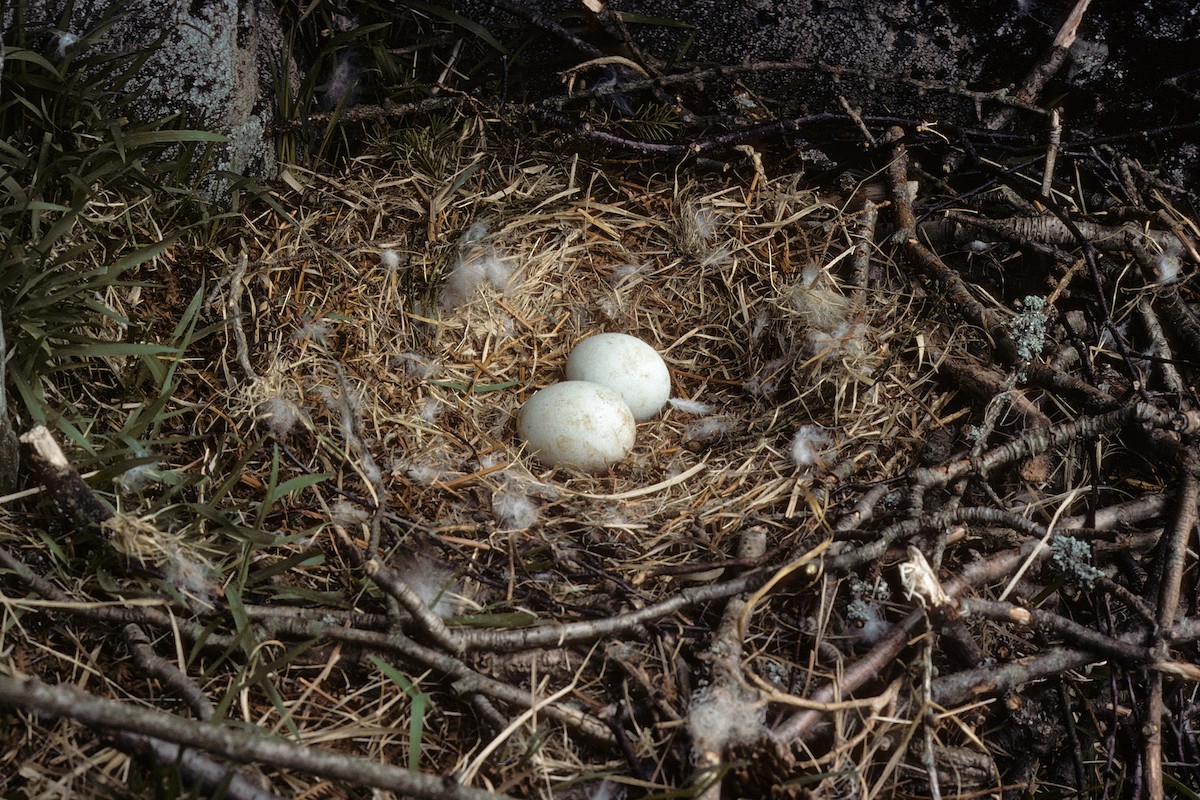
top-left (2, 108), bottom-right (1199, 800)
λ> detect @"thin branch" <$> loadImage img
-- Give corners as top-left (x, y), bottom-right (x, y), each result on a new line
top-left (0, 675), bottom-right (512, 800)
top-left (269, 96), bottom-right (462, 134)
top-left (1146, 466), bottom-right (1200, 800)
top-left (19, 425), bottom-right (111, 531)
top-left (455, 571), bottom-right (762, 652)
top-left (931, 644), bottom-right (1099, 708)
top-left (908, 403), bottom-right (1200, 494)
top-left (258, 617), bottom-right (615, 744)
top-left (225, 254), bottom-right (258, 383)
top-left (123, 624), bottom-right (215, 721)
top-left (984, 0), bottom-right (1092, 131)
top-left (828, 506), bottom-right (1047, 573)
top-left (538, 57), bottom-right (1050, 116)
top-left (109, 731), bottom-right (285, 800)
top-left (489, 0), bottom-right (604, 57)
top-left (0, 545), bottom-right (234, 650)
top-left (334, 526), bottom-right (463, 652)
top-left (956, 598), bottom-right (1151, 663)
top-left (772, 608), bottom-right (925, 743)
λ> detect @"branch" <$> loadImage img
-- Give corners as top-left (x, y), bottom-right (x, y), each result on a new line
top-left (827, 505), bottom-right (1047, 573)
top-left (0, 545), bottom-right (235, 650)
top-left (907, 403), bottom-right (1200, 493)
top-left (455, 571), bottom-right (762, 652)
top-left (956, 598), bottom-right (1151, 663)
top-left (0, 675), bottom-right (511, 800)
top-left (930, 644), bottom-right (1098, 707)
top-left (269, 96), bottom-right (462, 134)
top-left (123, 624), bottom-right (215, 721)
top-left (984, 0), bottom-right (1092, 131)
top-left (109, 732), bottom-right (285, 800)
top-left (19, 425), bottom-right (111, 531)
top-left (334, 526), bottom-right (463, 652)
top-left (1146, 466), bottom-right (1200, 800)
top-left (258, 618), bottom-right (615, 744)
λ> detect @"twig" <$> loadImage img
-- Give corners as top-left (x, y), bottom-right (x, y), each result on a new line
top-left (1061, 494), bottom-right (1169, 530)
top-left (929, 346), bottom-right (1050, 429)
top-left (334, 526), bottom-right (463, 653)
top-left (930, 644), bottom-right (1098, 707)
top-left (581, 0), bottom-right (663, 78)
top-left (839, 95), bottom-right (876, 147)
top-left (455, 571), bottom-right (763, 652)
top-left (1058, 679), bottom-right (1090, 793)
top-left (1041, 108), bottom-right (1062, 197)
top-left (0, 545), bottom-right (234, 650)
top-left (530, 108), bottom-right (987, 160)
top-left (269, 96), bottom-right (462, 134)
top-left (110, 731), bottom-right (285, 800)
top-left (984, 0), bottom-right (1092, 131)
top-left (690, 528), bottom-right (767, 800)
top-left (908, 403), bottom-right (1200, 495)
top-left (828, 505), bottom-right (1047, 573)
top-left (536, 57), bottom-right (1051, 116)
top-left (949, 213), bottom-right (1194, 260)
top-left (834, 482), bottom-right (891, 533)
top-left (1128, 238), bottom-right (1200, 359)
top-left (772, 608), bottom-right (925, 744)
top-left (0, 675), bottom-right (513, 800)
top-left (966, 371), bottom-right (1022, 465)
top-left (1136, 298), bottom-right (1186, 395)
top-left (956, 598), bottom-right (1151, 664)
top-left (226, 254), bottom-right (258, 383)
top-left (933, 210), bottom-right (1076, 264)
top-left (259, 617), bottom-right (614, 743)
top-left (346, 517), bottom-right (758, 660)
top-left (920, 628), bottom-right (943, 800)
top-left (489, 0), bottom-right (604, 57)
top-left (1146, 466), bottom-right (1199, 800)
top-left (896, 550), bottom-right (949, 800)
top-left (243, 603), bottom-right (391, 630)
top-left (123, 624), bottom-right (214, 721)
top-left (19, 425), bottom-right (112, 531)
top-left (848, 199), bottom-right (879, 326)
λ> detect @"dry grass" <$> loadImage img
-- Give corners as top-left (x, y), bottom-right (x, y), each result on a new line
top-left (1, 108), bottom-right (1195, 799)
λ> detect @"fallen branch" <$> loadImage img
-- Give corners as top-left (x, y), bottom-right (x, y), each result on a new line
top-left (1146, 466), bottom-right (1200, 800)
top-left (109, 732), bottom-right (284, 800)
top-left (0, 674), bottom-right (512, 800)
top-left (258, 617), bottom-right (615, 744)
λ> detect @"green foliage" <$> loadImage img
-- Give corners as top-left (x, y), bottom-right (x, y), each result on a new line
top-left (371, 655), bottom-right (432, 771)
top-left (396, 114), bottom-right (465, 179)
top-left (620, 102), bottom-right (681, 142)
top-left (0, 13), bottom-right (316, 617)
top-left (0, 11), bottom-right (225, 426)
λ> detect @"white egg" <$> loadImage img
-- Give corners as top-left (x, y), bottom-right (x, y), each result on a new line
top-left (565, 333), bottom-right (670, 422)
top-left (517, 381), bottom-right (636, 473)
